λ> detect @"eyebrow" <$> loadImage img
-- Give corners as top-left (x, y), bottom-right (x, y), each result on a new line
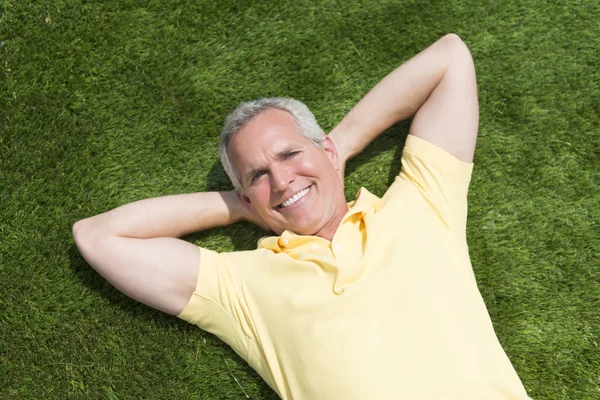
top-left (243, 144), bottom-right (300, 185)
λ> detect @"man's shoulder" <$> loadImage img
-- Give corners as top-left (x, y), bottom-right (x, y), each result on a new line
top-left (401, 134), bottom-right (474, 181)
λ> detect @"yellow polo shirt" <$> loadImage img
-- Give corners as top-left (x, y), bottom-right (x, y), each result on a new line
top-left (179, 135), bottom-right (531, 399)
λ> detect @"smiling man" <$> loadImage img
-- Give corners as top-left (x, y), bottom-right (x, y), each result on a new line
top-left (225, 106), bottom-right (348, 239)
top-left (73, 34), bottom-right (531, 399)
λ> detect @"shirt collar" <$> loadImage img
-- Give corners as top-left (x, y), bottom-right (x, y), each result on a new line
top-left (343, 187), bottom-right (379, 221)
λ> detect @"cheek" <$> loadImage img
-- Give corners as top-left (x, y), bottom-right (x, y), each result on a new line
top-left (302, 154), bottom-right (333, 177)
top-left (297, 154), bottom-right (324, 173)
top-left (247, 185), bottom-right (271, 209)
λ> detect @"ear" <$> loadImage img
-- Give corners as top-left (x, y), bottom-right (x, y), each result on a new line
top-left (321, 136), bottom-right (340, 171)
top-left (235, 190), bottom-right (271, 231)
top-left (237, 190), bottom-right (255, 210)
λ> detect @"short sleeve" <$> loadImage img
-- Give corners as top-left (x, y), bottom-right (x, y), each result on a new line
top-left (391, 134), bottom-right (474, 234)
top-left (177, 247), bottom-right (255, 361)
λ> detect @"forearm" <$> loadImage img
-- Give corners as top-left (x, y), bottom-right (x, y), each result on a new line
top-left (74, 191), bottom-right (245, 239)
top-left (329, 34), bottom-right (460, 162)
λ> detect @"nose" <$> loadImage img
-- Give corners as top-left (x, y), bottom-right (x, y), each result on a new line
top-left (270, 165), bottom-right (293, 192)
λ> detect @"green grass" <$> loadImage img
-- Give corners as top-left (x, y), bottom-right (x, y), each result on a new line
top-left (1, 0), bottom-right (599, 398)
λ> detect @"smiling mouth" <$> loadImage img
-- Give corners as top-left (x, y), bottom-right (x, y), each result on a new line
top-left (278, 186), bottom-right (311, 209)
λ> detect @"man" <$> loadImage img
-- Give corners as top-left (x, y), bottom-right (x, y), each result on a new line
top-left (73, 34), bottom-right (531, 399)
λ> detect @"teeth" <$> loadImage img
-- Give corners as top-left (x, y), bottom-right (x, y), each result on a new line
top-left (280, 187), bottom-right (310, 208)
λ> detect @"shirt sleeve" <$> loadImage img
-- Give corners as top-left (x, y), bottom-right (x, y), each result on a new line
top-left (390, 134), bottom-right (474, 235)
top-left (177, 247), bottom-right (256, 361)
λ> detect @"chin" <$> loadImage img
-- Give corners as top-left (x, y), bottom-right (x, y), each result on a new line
top-left (288, 222), bottom-right (320, 236)
top-left (274, 213), bottom-right (324, 236)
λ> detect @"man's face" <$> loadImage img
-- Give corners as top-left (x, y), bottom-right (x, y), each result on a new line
top-left (228, 108), bottom-right (348, 238)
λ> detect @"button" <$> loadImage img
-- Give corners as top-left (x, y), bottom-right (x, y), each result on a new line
top-left (282, 238), bottom-right (289, 245)
top-left (334, 245), bottom-right (342, 251)
top-left (311, 244), bottom-right (318, 249)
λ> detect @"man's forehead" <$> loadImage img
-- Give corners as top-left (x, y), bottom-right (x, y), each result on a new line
top-left (254, 110), bottom-right (301, 137)
top-left (231, 113), bottom-right (306, 152)
top-left (237, 138), bottom-right (307, 168)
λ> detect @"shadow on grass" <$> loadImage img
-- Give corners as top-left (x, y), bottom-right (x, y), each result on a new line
top-left (343, 121), bottom-right (410, 188)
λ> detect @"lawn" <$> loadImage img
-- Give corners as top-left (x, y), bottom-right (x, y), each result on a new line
top-left (1, 0), bottom-right (599, 398)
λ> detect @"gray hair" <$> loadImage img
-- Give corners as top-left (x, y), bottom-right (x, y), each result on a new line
top-left (219, 97), bottom-right (325, 192)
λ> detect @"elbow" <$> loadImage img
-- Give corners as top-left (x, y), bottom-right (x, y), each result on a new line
top-left (73, 217), bottom-right (108, 274)
top-left (439, 33), bottom-right (475, 77)
top-left (441, 33), bottom-right (468, 49)
top-left (72, 218), bottom-right (89, 244)
top-left (72, 217), bottom-right (99, 255)
top-left (72, 219), bottom-right (83, 240)
top-left (441, 33), bottom-right (463, 43)
top-left (72, 219), bottom-right (90, 256)
top-left (442, 33), bottom-right (474, 62)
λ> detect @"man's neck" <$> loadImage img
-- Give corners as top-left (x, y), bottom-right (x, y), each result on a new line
top-left (311, 205), bottom-right (349, 242)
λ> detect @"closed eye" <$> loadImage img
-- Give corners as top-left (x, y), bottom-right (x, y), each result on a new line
top-left (248, 150), bottom-right (301, 185)
top-left (250, 170), bottom-right (267, 185)
top-left (285, 150), bottom-right (301, 159)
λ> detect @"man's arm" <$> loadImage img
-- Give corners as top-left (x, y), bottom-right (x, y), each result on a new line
top-left (72, 191), bottom-right (252, 315)
top-left (328, 33), bottom-right (478, 173)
